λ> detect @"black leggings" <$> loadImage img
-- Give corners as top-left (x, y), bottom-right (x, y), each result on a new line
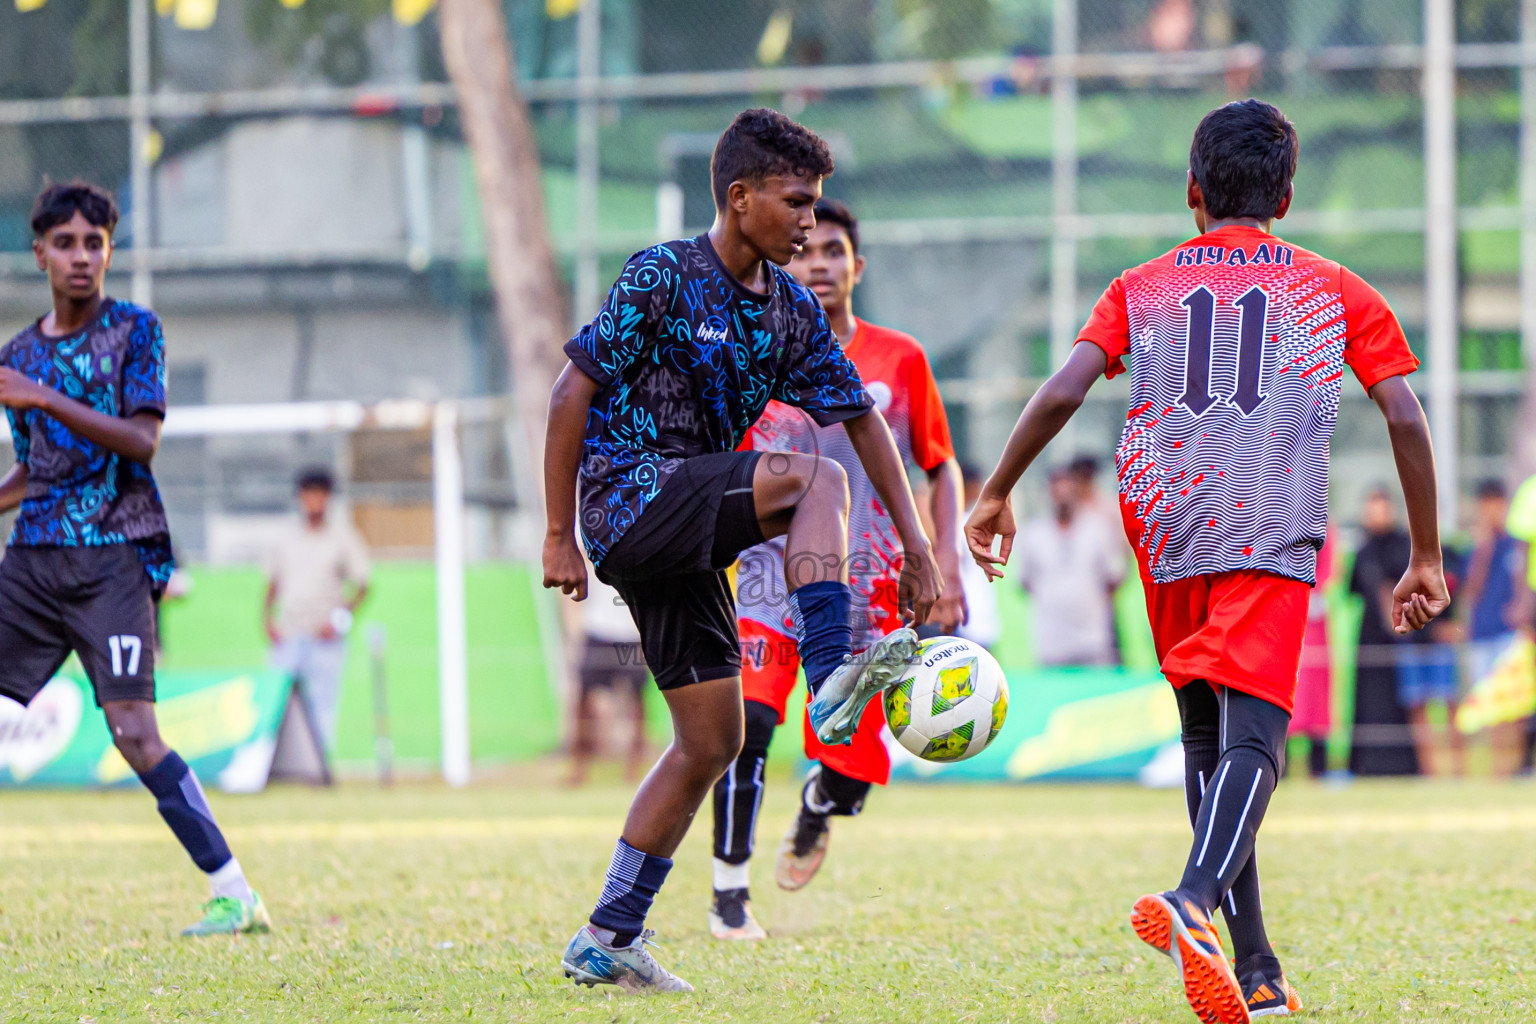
top-left (1176, 681), bottom-right (1289, 962)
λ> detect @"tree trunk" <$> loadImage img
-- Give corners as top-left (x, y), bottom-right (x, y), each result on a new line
top-left (437, 0), bottom-right (566, 517)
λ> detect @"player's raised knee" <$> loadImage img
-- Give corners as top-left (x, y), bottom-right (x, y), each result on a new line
top-left (803, 455), bottom-right (849, 511)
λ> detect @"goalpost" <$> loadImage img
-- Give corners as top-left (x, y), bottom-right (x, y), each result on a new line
top-left (159, 396), bottom-right (566, 785)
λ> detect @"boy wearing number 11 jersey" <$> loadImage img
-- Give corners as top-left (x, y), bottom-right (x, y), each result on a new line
top-left (967, 100), bottom-right (1449, 1023)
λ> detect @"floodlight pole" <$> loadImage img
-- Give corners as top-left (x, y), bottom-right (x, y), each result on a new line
top-left (433, 401), bottom-right (471, 787)
top-left (1423, 0), bottom-right (1458, 526)
top-left (128, 0), bottom-right (153, 306)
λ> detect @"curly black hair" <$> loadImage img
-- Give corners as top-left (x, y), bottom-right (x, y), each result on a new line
top-left (812, 198), bottom-right (859, 254)
top-left (710, 108), bottom-right (834, 210)
top-left (1189, 99), bottom-right (1298, 221)
top-left (31, 180), bottom-right (119, 237)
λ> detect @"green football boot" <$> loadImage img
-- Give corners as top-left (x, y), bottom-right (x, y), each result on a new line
top-left (181, 892), bottom-right (272, 936)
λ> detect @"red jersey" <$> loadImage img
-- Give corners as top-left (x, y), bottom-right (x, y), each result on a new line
top-left (1079, 225), bottom-right (1419, 586)
top-left (736, 318), bottom-right (954, 643)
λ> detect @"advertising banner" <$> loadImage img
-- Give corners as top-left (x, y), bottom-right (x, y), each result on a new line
top-left (889, 668), bottom-right (1182, 783)
top-left (0, 669), bottom-right (292, 792)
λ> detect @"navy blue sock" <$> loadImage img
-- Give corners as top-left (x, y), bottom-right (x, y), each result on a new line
top-left (590, 838), bottom-right (673, 945)
top-left (789, 581), bottom-right (853, 696)
top-left (137, 751), bottom-right (234, 874)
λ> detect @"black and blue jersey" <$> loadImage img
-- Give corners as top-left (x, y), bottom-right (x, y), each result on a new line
top-left (2, 298), bottom-right (174, 589)
top-left (564, 234), bottom-right (871, 564)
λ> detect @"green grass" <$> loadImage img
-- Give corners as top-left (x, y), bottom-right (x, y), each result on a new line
top-left (4, 774), bottom-right (1536, 1021)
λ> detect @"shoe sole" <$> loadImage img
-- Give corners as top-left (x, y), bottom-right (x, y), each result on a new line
top-left (563, 965), bottom-right (603, 988)
top-left (708, 911), bottom-right (767, 941)
top-left (817, 629), bottom-right (919, 744)
top-left (561, 962), bottom-right (645, 993)
top-left (1131, 894), bottom-right (1250, 1024)
top-left (561, 957), bottom-right (695, 994)
top-left (1249, 983), bottom-right (1302, 1018)
top-left (774, 831), bottom-right (828, 891)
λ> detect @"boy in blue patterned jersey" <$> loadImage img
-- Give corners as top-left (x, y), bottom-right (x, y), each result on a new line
top-left (0, 182), bottom-right (268, 937)
top-left (545, 109), bottom-right (941, 993)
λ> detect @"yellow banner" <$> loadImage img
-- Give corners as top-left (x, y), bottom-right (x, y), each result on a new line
top-left (394, 0), bottom-right (437, 25)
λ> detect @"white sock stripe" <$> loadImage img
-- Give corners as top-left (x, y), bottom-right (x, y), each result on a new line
top-left (1215, 767), bottom-right (1265, 879)
top-left (179, 770), bottom-right (218, 826)
top-left (747, 758), bottom-right (766, 854)
top-left (1194, 761), bottom-right (1231, 867)
top-left (1227, 891), bottom-right (1237, 915)
top-left (722, 763), bottom-right (738, 856)
top-left (596, 841), bottom-right (646, 909)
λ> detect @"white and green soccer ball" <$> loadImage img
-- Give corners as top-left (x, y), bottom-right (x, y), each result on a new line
top-left (883, 636), bottom-right (1008, 763)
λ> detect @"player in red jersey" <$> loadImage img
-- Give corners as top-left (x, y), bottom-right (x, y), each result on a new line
top-left (708, 199), bottom-right (967, 940)
top-left (967, 100), bottom-right (1449, 1023)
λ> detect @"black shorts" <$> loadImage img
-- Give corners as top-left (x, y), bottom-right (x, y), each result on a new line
top-left (0, 545), bottom-right (157, 706)
top-left (579, 636), bottom-right (648, 697)
top-left (596, 451), bottom-right (764, 689)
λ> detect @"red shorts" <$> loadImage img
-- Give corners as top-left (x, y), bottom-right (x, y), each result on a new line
top-left (1142, 570), bottom-right (1310, 714)
top-left (738, 617), bottom-right (891, 786)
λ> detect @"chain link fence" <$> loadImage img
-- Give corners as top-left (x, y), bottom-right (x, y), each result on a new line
top-left (0, 0), bottom-right (1532, 560)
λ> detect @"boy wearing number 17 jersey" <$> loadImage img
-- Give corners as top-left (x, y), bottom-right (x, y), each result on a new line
top-left (0, 182), bottom-right (268, 937)
top-left (967, 100), bottom-right (1449, 1023)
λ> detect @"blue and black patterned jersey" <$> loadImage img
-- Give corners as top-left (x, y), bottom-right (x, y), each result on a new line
top-left (2, 298), bottom-right (174, 589)
top-left (565, 234), bottom-right (872, 564)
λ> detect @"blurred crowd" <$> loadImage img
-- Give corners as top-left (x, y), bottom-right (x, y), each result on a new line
top-left (564, 460), bottom-right (1536, 783)
top-left (1342, 475), bottom-right (1536, 778)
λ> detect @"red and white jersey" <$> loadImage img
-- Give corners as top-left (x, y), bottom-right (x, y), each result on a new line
top-left (736, 318), bottom-right (955, 645)
top-left (1079, 225), bottom-right (1418, 586)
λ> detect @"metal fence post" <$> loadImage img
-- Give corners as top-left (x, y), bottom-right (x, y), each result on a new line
top-left (574, 0), bottom-right (603, 321)
top-left (128, 0), bottom-right (153, 307)
top-left (1049, 0), bottom-right (1079, 375)
top-left (433, 400), bottom-right (471, 786)
top-left (1521, 0), bottom-right (1536, 378)
top-left (1423, 0), bottom-right (1459, 525)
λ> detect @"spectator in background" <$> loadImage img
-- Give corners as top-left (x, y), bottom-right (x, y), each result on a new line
top-left (1016, 464), bottom-right (1127, 667)
top-left (954, 460), bottom-right (1000, 651)
top-left (1067, 454), bottom-right (1130, 662)
top-left (1462, 479), bottom-right (1527, 775)
top-left (1348, 488), bottom-right (1420, 775)
top-left (567, 574), bottom-right (648, 787)
top-left (1398, 542), bottom-right (1464, 778)
top-left (264, 468), bottom-right (370, 753)
top-left (1290, 528), bottom-right (1337, 777)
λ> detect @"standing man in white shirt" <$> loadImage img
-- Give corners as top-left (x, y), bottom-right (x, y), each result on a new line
top-left (1016, 464), bottom-right (1127, 667)
top-left (264, 467), bottom-right (371, 752)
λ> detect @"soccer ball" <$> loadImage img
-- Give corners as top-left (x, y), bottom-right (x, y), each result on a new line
top-left (883, 637), bottom-right (1008, 763)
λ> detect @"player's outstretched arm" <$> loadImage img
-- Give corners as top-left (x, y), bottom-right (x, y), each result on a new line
top-left (543, 362), bottom-right (601, 602)
top-left (844, 408), bottom-right (941, 624)
top-left (1370, 374), bottom-right (1450, 633)
top-left (0, 462), bottom-right (26, 513)
top-left (966, 342), bottom-right (1105, 580)
top-left (0, 368), bottom-right (161, 464)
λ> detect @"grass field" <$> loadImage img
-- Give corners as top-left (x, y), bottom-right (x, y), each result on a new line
top-left (4, 771), bottom-right (1536, 1023)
